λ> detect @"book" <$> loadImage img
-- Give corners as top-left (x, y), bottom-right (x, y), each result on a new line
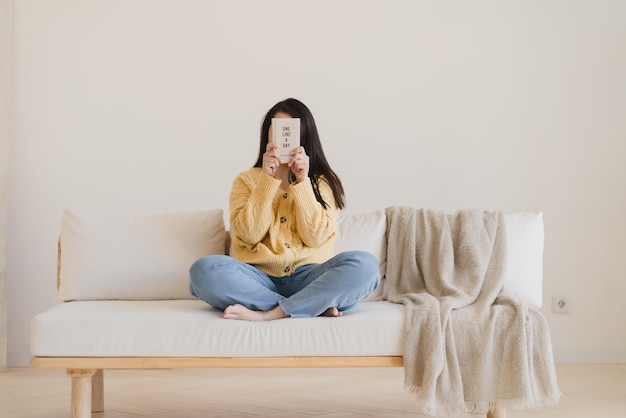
top-left (272, 118), bottom-right (300, 164)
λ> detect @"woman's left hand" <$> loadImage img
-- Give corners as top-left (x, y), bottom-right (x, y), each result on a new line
top-left (289, 146), bottom-right (309, 183)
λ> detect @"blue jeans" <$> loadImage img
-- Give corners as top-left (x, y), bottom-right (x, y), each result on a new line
top-left (189, 251), bottom-right (380, 318)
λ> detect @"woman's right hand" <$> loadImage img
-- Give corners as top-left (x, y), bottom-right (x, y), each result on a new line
top-left (262, 142), bottom-right (282, 177)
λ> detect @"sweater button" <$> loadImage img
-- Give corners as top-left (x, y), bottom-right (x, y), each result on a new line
top-left (284, 266), bottom-right (290, 273)
top-left (280, 216), bottom-right (287, 223)
top-left (284, 243), bottom-right (291, 248)
top-left (283, 193), bottom-right (288, 199)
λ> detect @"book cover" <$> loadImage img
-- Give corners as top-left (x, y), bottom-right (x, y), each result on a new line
top-left (272, 118), bottom-right (300, 163)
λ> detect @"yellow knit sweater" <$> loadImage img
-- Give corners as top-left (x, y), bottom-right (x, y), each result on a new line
top-left (229, 167), bottom-right (338, 277)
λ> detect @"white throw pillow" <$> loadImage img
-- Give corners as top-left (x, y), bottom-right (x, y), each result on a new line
top-left (502, 212), bottom-right (544, 308)
top-left (58, 209), bottom-right (225, 301)
top-left (335, 210), bottom-right (387, 301)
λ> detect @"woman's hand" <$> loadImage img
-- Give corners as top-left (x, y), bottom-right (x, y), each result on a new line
top-left (289, 146), bottom-right (309, 183)
top-left (262, 142), bottom-right (282, 177)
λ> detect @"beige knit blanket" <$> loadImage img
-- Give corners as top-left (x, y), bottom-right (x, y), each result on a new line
top-left (383, 206), bottom-right (560, 415)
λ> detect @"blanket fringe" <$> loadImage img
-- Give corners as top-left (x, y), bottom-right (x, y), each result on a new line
top-left (403, 381), bottom-right (562, 416)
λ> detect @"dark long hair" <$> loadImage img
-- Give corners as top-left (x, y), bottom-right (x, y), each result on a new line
top-left (254, 98), bottom-right (345, 210)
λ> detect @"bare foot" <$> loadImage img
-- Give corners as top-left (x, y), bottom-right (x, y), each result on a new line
top-left (320, 307), bottom-right (343, 317)
top-left (223, 304), bottom-right (289, 321)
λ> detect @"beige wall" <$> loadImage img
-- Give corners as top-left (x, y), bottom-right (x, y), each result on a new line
top-left (7, 1), bottom-right (626, 366)
top-left (0, 0), bottom-right (12, 372)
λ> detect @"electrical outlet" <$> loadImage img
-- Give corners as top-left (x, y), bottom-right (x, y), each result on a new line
top-left (552, 295), bottom-right (571, 314)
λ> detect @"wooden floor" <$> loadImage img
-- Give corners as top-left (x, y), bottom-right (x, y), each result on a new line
top-left (1, 364), bottom-right (625, 417)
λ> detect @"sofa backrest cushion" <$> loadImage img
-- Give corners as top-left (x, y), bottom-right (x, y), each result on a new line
top-left (58, 209), bottom-right (225, 301)
top-left (502, 212), bottom-right (544, 308)
top-left (333, 210), bottom-right (544, 307)
top-left (335, 210), bottom-right (387, 301)
top-left (56, 208), bottom-right (543, 307)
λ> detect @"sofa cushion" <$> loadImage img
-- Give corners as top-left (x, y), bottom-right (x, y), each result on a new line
top-left (502, 212), bottom-right (544, 308)
top-left (31, 300), bottom-right (405, 357)
top-left (57, 208), bottom-right (543, 307)
top-left (336, 210), bottom-right (387, 301)
top-left (58, 209), bottom-right (225, 301)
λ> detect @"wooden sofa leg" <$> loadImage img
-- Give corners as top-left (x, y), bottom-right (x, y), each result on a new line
top-left (92, 369), bottom-right (104, 413)
top-left (487, 407), bottom-right (506, 418)
top-left (67, 369), bottom-right (96, 418)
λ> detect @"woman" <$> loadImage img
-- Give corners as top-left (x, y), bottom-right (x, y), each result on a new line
top-left (190, 98), bottom-right (379, 321)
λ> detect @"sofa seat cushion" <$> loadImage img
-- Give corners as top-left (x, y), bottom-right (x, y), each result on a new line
top-left (31, 300), bottom-right (405, 357)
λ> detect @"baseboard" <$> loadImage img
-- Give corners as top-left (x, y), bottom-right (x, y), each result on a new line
top-left (554, 348), bottom-right (626, 364)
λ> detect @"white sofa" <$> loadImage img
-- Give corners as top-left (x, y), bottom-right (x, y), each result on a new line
top-left (31, 208), bottom-right (546, 418)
